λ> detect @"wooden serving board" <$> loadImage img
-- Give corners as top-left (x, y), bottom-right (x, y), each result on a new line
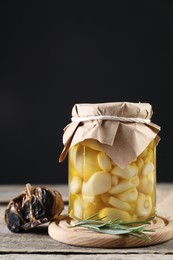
top-left (48, 215), bottom-right (173, 248)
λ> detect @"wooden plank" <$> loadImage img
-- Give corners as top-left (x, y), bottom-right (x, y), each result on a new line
top-left (156, 183), bottom-right (173, 221)
top-left (0, 184), bottom-right (68, 204)
top-left (0, 254), bottom-right (173, 260)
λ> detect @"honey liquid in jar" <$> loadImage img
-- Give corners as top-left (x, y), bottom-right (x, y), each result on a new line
top-left (68, 139), bottom-right (156, 222)
top-left (59, 102), bottom-right (160, 223)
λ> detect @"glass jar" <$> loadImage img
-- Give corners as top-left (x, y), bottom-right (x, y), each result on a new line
top-left (59, 102), bottom-right (160, 223)
top-left (68, 139), bottom-right (156, 222)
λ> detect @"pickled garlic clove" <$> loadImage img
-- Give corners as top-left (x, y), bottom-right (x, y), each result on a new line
top-left (83, 196), bottom-right (103, 219)
top-left (70, 144), bottom-right (84, 177)
top-left (83, 171), bottom-right (112, 196)
top-left (70, 145), bottom-right (101, 180)
top-left (117, 188), bottom-right (138, 202)
top-left (149, 140), bottom-right (154, 149)
top-left (111, 164), bottom-right (138, 180)
top-left (109, 175), bottom-right (139, 194)
top-left (142, 162), bottom-right (154, 176)
top-left (82, 139), bottom-right (103, 151)
top-left (130, 175), bottom-right (140, 186)
top-left (83, 190), bottom-right (103, 207)
top-left (99, 207), bottom-right (134, 222)
top-left (138, 172), bottom-right (154, 194)
top-left (69, 163), bottom-right (78, 178)
top-left (83, 204), bottom-right (98, 219)
top-left (111, 175), bottom-right (119, 186)
top-left (131, 214), bottom-right (137, 222)
top-left (108, 196), bottom-right (132, 211)
top-left (83, 147), bottom-right (101, 181)
top-left (73, 195), bottom-right (83, 219)
top-left (100, 193), bottom-right (110, 204)
top-left (136, 158), bottom-right (144, 174)
top-left (70, 176), bottom-right (82, 194)
top-left (83, 195), bottom-right (96, 205)
top-left (144, 149), bottom-right (154, 163)
top-left (81, 182), bottom-right (87, 195)
top-left (97, 151), bottom-right (112, 172)
top-left (136, 192), bottom-right (152, 217)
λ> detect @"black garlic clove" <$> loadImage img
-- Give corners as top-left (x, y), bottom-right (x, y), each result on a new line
top-left (4, 183), bottom-right (64, 232)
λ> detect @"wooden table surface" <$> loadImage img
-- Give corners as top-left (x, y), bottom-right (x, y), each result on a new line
top-left (0, 183), bottom-right (173, 260)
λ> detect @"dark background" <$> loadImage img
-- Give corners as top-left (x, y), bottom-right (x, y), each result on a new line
top-left (1, 1), bottom-right (173, 184)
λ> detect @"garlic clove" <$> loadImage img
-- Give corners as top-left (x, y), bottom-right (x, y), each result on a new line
top-left (138, 172), bottom-right (154, 194)
top-left (136, 192), bottom-right (152, 218)
top-left (82, 139), bottom-right (103, 151)
top-left (109, 175), bottom-right (139, 194)
top-left (70, 175), bottom-right (82, 194)
top-left (73, 195), bottom-right (83, 219)
top-left (99, 207), bottom-right (134, 222)
top-left (97, 151), bottom-right (112, 172)
top-left (108, 196), bottom-right (132, 211)
top-left (117, 188), bottom-right (138, 202)
top-left (142, 162), bottom-right (154, 176)
top-left (111, 164), bottom-right (138, 180)
top-left (84, 171), bottom-right (111, 196)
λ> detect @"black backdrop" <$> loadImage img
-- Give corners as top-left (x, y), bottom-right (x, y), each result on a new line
top-left (1, 1), bottom-right (173, 184)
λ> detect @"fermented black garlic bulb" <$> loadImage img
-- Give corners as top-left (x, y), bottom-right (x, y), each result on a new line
top-left (4, 183), bottom-right (64, 232)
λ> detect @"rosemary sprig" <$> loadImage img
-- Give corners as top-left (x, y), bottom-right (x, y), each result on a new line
top-left (69, 213), bottom-right (155, 241)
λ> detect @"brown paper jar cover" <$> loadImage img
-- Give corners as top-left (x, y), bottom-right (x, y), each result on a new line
top-left (59, 102), bottom-right (160, 169)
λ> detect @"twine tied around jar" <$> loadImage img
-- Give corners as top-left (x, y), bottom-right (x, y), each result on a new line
top-left (71, 115), bottom-right (151, 124)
